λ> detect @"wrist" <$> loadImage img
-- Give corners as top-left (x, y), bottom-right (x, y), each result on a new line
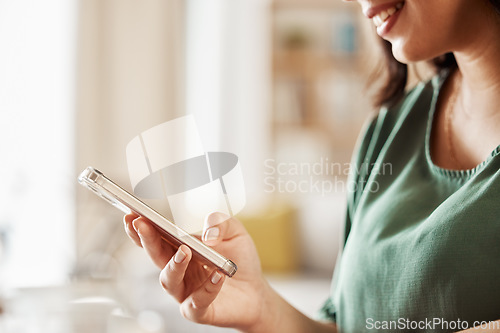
top-left (245, 278), bottom-right (281, 333)
top-left (243, 276), bottom-right (337, 333)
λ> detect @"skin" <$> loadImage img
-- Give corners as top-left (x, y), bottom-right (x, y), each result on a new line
top-left (125, 1), bottom-right (500, 332)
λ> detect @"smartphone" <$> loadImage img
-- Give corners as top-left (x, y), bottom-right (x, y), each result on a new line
top-left (78, 166), bottom-right (237, 277)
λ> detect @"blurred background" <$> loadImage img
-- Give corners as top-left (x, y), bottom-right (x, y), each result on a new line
top-left (0, 0), bottom-right (384, 332)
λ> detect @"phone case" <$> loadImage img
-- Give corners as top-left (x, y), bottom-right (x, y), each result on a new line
top-left (78, 166), bottom-right (237, 277)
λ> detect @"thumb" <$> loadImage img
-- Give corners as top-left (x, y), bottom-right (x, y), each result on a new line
top-left (202, 212), bottom-right (246, 246)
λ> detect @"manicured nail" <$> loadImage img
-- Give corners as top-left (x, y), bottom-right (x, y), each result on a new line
top-left (204, 227), bottom-right (220, 242)
top-left (211, 272), bottom-right (221, 285)
top-left (132, 219), bottom-right (140, 232)
top-left (174, 249), bottom-right (186, 264)
top-left (204, 212), bottom-right (231, 228)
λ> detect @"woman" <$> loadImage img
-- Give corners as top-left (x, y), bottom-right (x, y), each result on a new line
top-left (124, 0), bottom-right (500, 331)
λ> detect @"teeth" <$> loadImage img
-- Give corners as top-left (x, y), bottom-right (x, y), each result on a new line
top-left (372, 2), bottom-right (403, 28)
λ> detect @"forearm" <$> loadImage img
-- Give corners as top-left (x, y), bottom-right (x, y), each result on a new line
top-left (246, 279), bottom-right (337, 333)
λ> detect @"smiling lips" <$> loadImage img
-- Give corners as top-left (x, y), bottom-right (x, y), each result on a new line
top-left (372, 2), bottom-right (403, 27)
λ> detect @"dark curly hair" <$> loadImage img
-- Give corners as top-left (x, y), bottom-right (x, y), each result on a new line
top-left (375, 0), bottom-right (500, 108)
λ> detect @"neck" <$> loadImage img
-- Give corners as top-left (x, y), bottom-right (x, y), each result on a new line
top-left (453, 9), bottom-right (500, 120)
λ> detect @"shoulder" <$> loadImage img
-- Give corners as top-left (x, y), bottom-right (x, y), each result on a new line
top-left (376, 77), bottom-right (436, 138)
top-left (356, 76), bottom-right (439, 165)
top-left (347, 76), bottom-right (440, 208)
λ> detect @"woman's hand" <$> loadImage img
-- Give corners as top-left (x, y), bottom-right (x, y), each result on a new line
top-left (123, 211), bottom-right (268, 331)
top-left (124, 211), bottom-right (337, 332)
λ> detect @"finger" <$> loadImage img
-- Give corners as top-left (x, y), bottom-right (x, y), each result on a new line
top-left (124, 212), bottom-right (139, 223)
top-left (123, 213), bottom-right (142, 247)
top-left (134, 217), bottom-right (175, 268)
top-left (159, 245), bottom-right (192, 301)
top-left (202, 212), bottom-right (246, 247)
top-left (179, 270), bottom-right (225, 324)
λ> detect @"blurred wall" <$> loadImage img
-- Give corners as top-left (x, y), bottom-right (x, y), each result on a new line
top-left (76, 0), bottom-right (185, 179)
top-left (75, 0), bottom-right (185, 272)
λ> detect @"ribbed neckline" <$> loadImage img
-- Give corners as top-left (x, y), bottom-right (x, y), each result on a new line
top-left (424, 70), bottom-right (500, 180)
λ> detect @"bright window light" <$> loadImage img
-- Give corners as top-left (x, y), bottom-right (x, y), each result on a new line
top-left (185, 0), bottom-right (226, 151)
top-left (0, 0), bottom-right (77, 287)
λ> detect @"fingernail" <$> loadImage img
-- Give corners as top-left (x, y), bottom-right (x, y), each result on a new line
top-left (203, 227), bottom-right (220, 242)
top-left (174, 248), bottom-right (186, 264)
top-left (132, 219), bottom-right (140, 232)
top-left (211, 272), bottom-right (221, 285)
top-left (204, 212), bottom-right (230, 229)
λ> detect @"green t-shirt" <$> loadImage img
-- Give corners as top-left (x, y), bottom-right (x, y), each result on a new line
top-left (319, 72), bottom-right (500, 332)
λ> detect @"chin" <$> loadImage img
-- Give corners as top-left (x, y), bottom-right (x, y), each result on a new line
top-left (390, 40), bottom-right (437, 64)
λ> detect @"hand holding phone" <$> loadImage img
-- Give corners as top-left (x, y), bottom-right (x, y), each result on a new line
top-left (126, 211), bottom-right (273, 330)
top-left (78, 166), bottom-right (237, 277)
top-left (78, 167), bottom-right (273, 329)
